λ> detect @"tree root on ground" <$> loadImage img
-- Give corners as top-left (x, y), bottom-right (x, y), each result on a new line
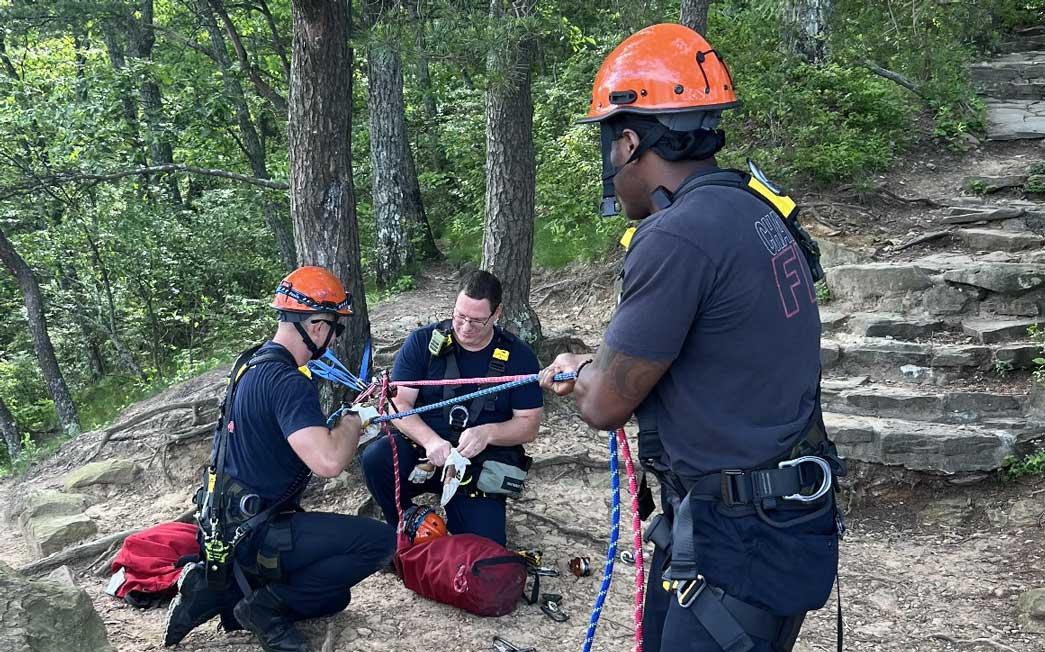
top-left (925, 633), bottom-right (1018, 652)
top-left (511, 505), bottom-right (607, 546)
top-left (87, 399), bottom-right (217, 462)
top-left (17, 507), bottom-right (195, 577)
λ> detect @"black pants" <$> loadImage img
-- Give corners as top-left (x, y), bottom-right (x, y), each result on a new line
top-left (360, 432), bottom-right (508, 545)
top-left (237, 512), bottom-right (394, 620)
top-left (643, 498), bottom-right (839, 652)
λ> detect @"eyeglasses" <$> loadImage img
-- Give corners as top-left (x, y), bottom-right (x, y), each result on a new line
top-left (452, 311), bottom-right (494, 327)
top-left (313, 319), bottom-right (345, 337)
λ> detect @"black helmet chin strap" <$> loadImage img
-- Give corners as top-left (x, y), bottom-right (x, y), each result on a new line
top-left (293, 320), bottom-right (336, 360)
top-left (598, 121), bottom-right (669, 217)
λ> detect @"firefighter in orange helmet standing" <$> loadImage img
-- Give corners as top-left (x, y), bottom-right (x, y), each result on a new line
top-left (541, 24), bottom-right (844, 652)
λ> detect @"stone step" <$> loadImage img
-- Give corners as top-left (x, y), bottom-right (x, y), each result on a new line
top-left (822, 381), bottom-right (1026, 424)
top-left (957, 227), bottom-right (1044, 252)
top-left (985, 99), bottom-right (1045, 141)
top-left (825, 412), bottom-right (1016, 474)
top-left (826, 258), bottom-right (1045, 316)
top-left (961, 317), bottom-right (1043, 343)
top-left (821, 337), bottom-right (1040, 384)
top-left (821, 311), bottom-right (957, 338)
top-left (971, 51), bottom-right (1045, 79)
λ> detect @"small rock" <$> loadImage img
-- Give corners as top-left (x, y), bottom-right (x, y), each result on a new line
top-left (357, 627), bottom-right (374, 637)
top-left (45, 565), bottom-right (78, 588)
top-left (1018, 589), bottom-right (1045, 633)
top-left (921, 496), bottom-right (973, 528)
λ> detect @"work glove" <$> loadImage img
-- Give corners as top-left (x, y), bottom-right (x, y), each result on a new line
top-left (346, 404), bottom-right (382, 446)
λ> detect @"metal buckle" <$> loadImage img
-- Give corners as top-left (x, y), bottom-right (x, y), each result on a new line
top-left (777, 456), bottom-right (833, 503)
top-left (239, 494), bottom-right (261, 517)
top-left (448, 405), bottom-right (469, 430)
top-left (720, 470), bottom-right (743, 506)
top-left (676, 575), bottom-right (706, 609)
top-left (492, 636), bottom-right (536, 652)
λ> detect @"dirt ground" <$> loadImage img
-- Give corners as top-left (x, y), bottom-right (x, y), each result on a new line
top-left (2, 138), bottom-right (1045, 652)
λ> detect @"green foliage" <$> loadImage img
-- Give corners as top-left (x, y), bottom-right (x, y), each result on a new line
top-left (1001, 450), bottom-right (1045, 480)
top-left (815, 281), bottom-right (831, 305)
top-left (1029, 324), bottom-right (1045, 384)
top-left (1029, 162), bottom-right (1045, 176)
top-left (1025, 175), bottom-right (1045, 194)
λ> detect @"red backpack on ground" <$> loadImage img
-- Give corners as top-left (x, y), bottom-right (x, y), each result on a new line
top-left (395, 532), bottom-right (528, 617)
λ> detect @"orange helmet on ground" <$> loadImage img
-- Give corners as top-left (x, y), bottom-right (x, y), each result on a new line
top-left (271, 266), bottom-right (352, 318)
top-left (403, 506), bottom-right (447, 545)
top-left (581, 24), bottom-right (739, 216)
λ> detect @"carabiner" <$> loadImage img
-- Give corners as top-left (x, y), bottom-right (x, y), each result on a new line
top-left (777, 456), bottom-right (833, 503)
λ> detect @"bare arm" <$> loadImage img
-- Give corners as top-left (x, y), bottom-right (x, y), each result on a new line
top-left (287, 413), bottom-right (362, 478)
top-left (541, 345), bottom-right (670, 431)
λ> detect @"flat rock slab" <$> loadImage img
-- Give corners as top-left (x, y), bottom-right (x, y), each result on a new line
top-left (943, 263), bottom-right (1045, 294)
top-left (848, 313), bottom-right (948, 339)
top-left (15, 490), bottom-right (89, 526)
top-left (64, 459), bottom-right (139, 490)
top-left (25, 513), bottom-right (97, 558)
top-left (962, 318), bottom-right (1042, 343)
top-left (985, 99), bottom-right (1045, 141)
top-left (962, 175), bottom-right (1029, 193)
top-left (0, 561), bottom-right (114, 652)
top-left (826, 264), bottom-right (933, 302)
top-left (958, 228), bottom-right (1044, 251)
top-left (1019, 589), bottom-right (1045, 633)
top-left (825, 413), bottom-right (1015, 473)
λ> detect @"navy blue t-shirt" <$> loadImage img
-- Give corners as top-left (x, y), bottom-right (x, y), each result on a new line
top-left (604, 169), bottom-right (821, 478)
top-left (392, 324), bottom-right (543, 439)
top-left (219, 342), bottom-right (327, 501)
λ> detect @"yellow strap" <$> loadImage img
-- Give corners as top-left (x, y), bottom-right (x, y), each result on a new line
top-left (298, 365), bottom-right (312, 379)
top-left (620, 227), bottom-right (637, 250)
top-left (746, 177), bottom-right (796, 219)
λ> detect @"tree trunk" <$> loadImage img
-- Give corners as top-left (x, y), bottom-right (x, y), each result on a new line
top-left (367, 44), bottom-right (413, 285)
top-left (783, 0), bottom-right (832, 65)
top-left (56, 263), bottom-right (105, 380)
top-left (0, 228), bottom-right (80, 436)
top-left (409, 4), bottom-right (449, 175)
top-left (0, 397), bottom-right (21, 461)
top-left (127, 0), bottom-right (182, 204)
top-left (289, 0), bottom-right (371, 378)
top-left (202, 0), bottom-right (297, 270)
top-left (481, 0), bottom-right (541, 345)
top-left (100, 28), bottom-right (148, 170)
top-left (680, 0), bottom-right (713, 36)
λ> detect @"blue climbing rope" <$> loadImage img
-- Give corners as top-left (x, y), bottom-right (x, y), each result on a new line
top-left (583, 430), bottom-right (620, 652)
top-left (324, 371), bottom-right (577, 427)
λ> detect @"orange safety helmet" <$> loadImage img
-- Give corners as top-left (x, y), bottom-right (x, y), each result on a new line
top-left (403, 506), bottom-right (447, 545)
top-left (271, 266), bottom-right (352, 317)
top-left (581, 23), bottom-right (738, 125)
top-left (581, 24), bottom-right (739, 216)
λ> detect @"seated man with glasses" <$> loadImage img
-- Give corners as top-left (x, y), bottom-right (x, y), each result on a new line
top-left (361, 270), bottom-right (543, 545)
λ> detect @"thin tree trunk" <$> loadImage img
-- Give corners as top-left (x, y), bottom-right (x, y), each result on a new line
top-left (409, 3), bottom-right (448, 175)
top-left (481, 0), bottom-right (541, 344)
top-left (783, 0), bottom-right (832, 65)
top-left (101, 28), bottom-right (149, 170)
top-left (202, 0), bottom-right (297, 269)
top-left (289, 0), bottom-right (371, 379)
top-left (56, 263), bottom-right (105, 380)
top-left (680, 0), bottom-right (713, 36)
top-left (367, 44), bottom-right (413, 285)
top-left (127, 0), bottom-right (182, 204)
top-left (0, 397), bottom-right (21, 460)
top-left (0, 228), bottom-right (80, 436)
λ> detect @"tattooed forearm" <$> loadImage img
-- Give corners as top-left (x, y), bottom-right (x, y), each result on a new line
top-left (592, 344), bottom-right (670, 402)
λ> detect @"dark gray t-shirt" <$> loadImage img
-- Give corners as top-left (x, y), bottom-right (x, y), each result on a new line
top-left (604, 170), bottom-right (821, 479)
